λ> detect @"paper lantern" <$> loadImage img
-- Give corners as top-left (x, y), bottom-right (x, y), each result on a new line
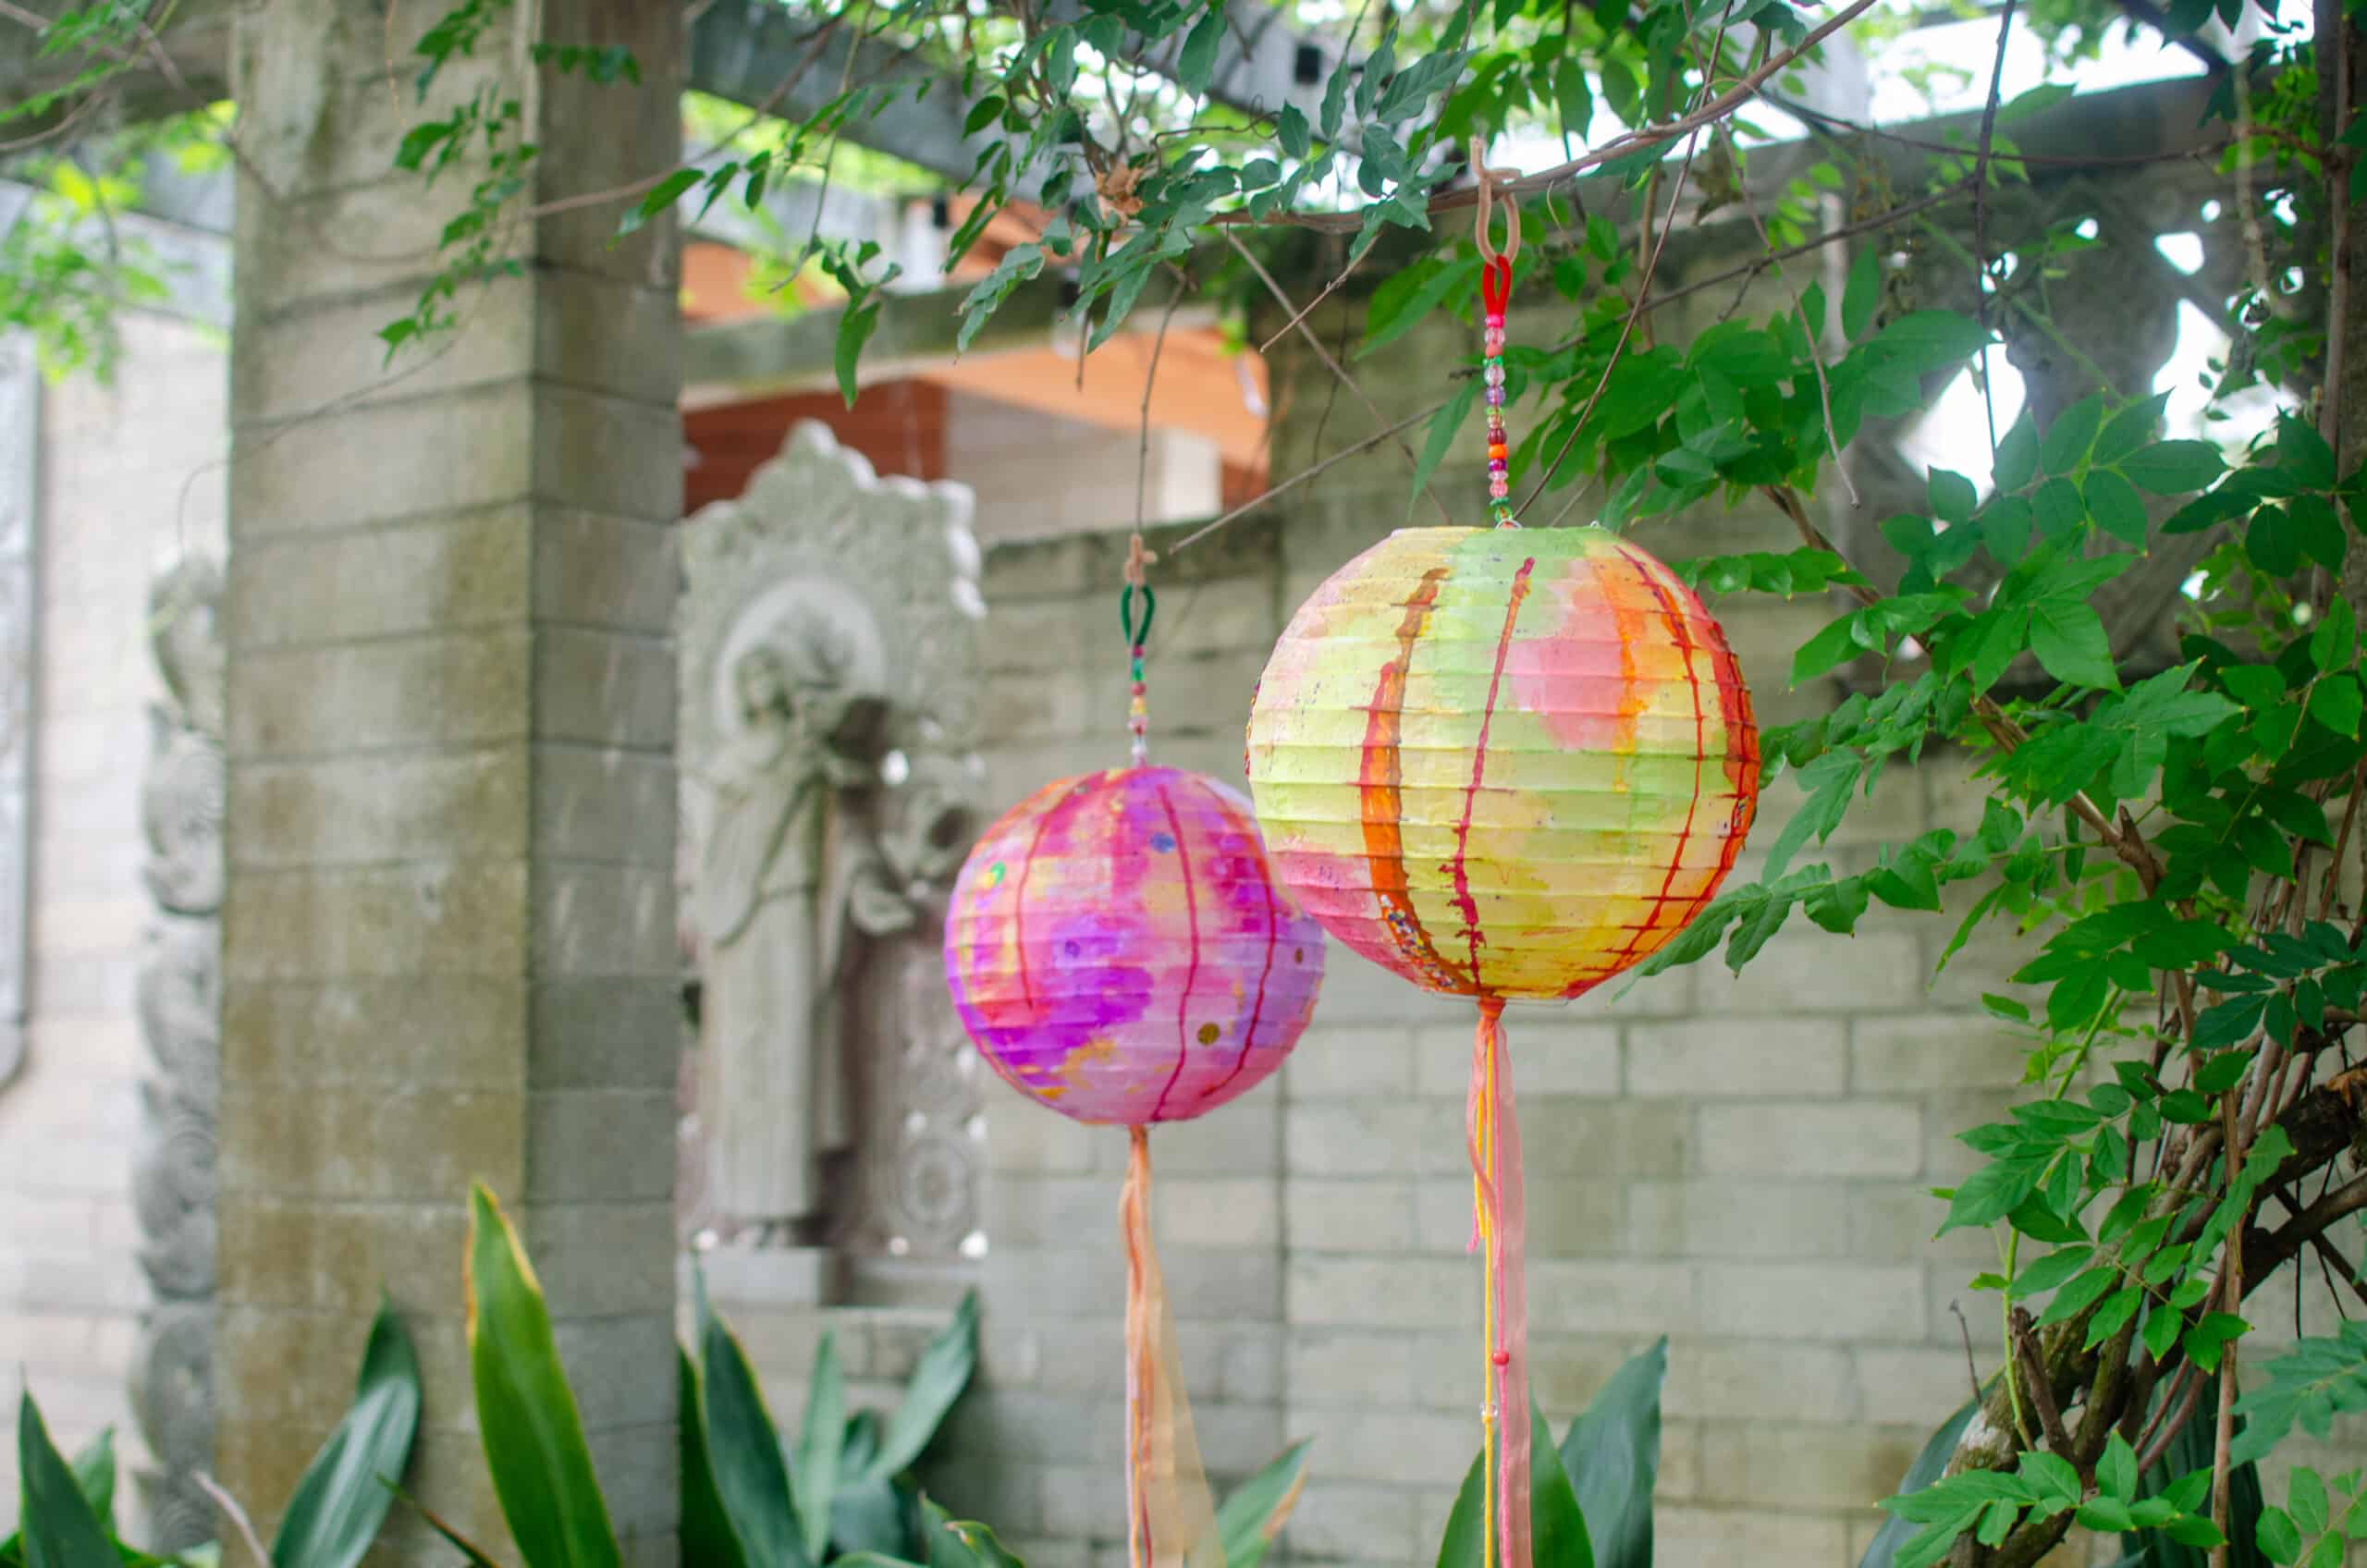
top-left (945, 764), bottom-right (1324, 1124)
top-left (1245, 520), bottom-right (1756, 1568)
top-left (945, 539), bottom-right (1326, 1568)
top-left (1245, 523), bottom-right (1758, 1001)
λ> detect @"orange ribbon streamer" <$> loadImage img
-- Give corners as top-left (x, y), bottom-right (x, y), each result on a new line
top-left (1466, 999), bottom-right (1531, 1568)
top-left (1122, 1126), bottom-right (1224, 1568)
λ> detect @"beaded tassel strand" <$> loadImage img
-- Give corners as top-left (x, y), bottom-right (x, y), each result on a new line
top-left (1471, 135), bottom-right (1522, 532)
top-left (1121, 532), bottom-right (1157, 767)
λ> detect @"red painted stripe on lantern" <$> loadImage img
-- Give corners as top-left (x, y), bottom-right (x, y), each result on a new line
top-left (1147, 778), bottom-right (1203, 1122)
top-left (1211, 791), bottom-right (1282, 1099)
top-left (1358, 565), bottom-right (1463, 989)
top-left (1622, 546), bottom-right (1711, 937)
top-left (1449, 556), bottom-right (1536, 994)
top-left (1011, 770), bottom-right (1103, 1012)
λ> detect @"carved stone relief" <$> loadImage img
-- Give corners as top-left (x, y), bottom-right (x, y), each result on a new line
top-left (129, 557), bottom-right (223, 1550)
top-left (0, 333), bottom-right (35, 1092)
top-left (678, 422), bottom-right (988, 1272)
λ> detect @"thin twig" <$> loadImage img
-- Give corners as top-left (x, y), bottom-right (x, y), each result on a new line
top-left (1951, 1301), bottom-right (1986, 1407)
top-left (2212, 1086), bottom-right (2244, 1568)
top-left (1135, 284), bottom-right (1184, 531)
top-left (1257, 241), bottom-right (1371, 354)
top-left (1225, 229), bottom-right (1454, 523)
top-left (1970, 0), bottom-right (2019, 461)
top-left (1711, 122), bottom-right (1858, 507)
top-left (191, 1471), bottom-right (273, 1568)
top-left (1206, 0), bottom-right (1882, 231)
top-left (1171, 400), bottom-right (1444, 552)
top-left (1515, 118), bottom-right (1709, 515)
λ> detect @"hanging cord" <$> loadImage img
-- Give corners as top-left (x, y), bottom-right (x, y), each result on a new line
top-left (1466, 997), bottom-right (1532, 1568)
top-left (1473, 138), bottom-right (1524, 531)
top-left (1121, 533), bottom-right (1159, 766)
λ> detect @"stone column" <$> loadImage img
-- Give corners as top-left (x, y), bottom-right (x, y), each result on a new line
top-left (216, 0), bottom-right (683, 1561)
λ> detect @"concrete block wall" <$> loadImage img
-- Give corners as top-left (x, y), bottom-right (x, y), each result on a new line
top-left (0, 312), bottom-right (227, 1530)
top-left (938, 269), bottom-right (2367, 1567)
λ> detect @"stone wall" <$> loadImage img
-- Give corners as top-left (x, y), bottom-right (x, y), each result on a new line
top-left (0, 311), bottom-right (227, 1530)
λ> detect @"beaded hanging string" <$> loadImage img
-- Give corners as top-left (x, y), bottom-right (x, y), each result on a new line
top-left (1473, 137), bottom-right (1523, 532)
top-left (1121, 532), bottom-right (1158, 766)
top-left (1466, 141), bottom-right (1535, 1568)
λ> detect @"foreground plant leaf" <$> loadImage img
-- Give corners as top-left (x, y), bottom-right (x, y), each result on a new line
top-left (270, 1294), bottom-right (422, 1568)
top-left (465, 1183), bottom-right (622, 1568)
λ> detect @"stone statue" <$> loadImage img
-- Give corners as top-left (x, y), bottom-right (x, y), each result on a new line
top-left (680, 422), bottom-right (987, 1260)
top-left (697, 631), bottom-right (914, 1236)
top-left (129, 555), bottom-right (225, 1551)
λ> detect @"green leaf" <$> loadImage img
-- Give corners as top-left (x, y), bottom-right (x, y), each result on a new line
top-left (1999, 81), bottom-right (2075, 121)
top-left (869, 1290), bottom-right (978, 1479)
top-left (696, 1269), bottom-right (811, 1568)
top-left (796, 1332), bottom-right (845, 1562)
top-left (1407, 380), bottom-right (1479, 517)
top-left (2085, 469), bottom-right (2151, 546)
top-left (833, 300), bottom-right (882, 410)
top-left (2099, 1434), bottom-right (2139, 1503)
top-left (15, 1395), bottom-right (114, 1568)
top-left (2288, 1466), bottom-right (2328, 1536)
top-left (1843, 248), bottom-right (1880, 340)
top-left (962, 95), bottom-right (1004, 137)
top-left (467, 1184), bottom-right (624, 1568)
top-left (1994, 409), bottom-right (2042, 493)
top-left (2310, 675), bottom-right (2362, 739)
top-left (270, 1296), bottom-right (423, 1568)
top-left (2257, 1507), bottom-right (2302, 1564)
top-left (2032, 476), bottom-right (2086, 540)
top-left (2279, 413), bottom-right (2338, 488)
top-left (2312, 597), bottom-right (2356, 672)
top-left (1437, 1406), bottom-right (1592, 1568)
top-left (2095, 393), bottom-right (2170, 466)
top-left (2034, 1266), bottom-right (2118, 1328)
top-left (2029, 602), bottom-right (2118, 690)
top-left (680, 1350), bottom-right (751, 1568)
top-left (1276, 105), bottom-right (1310, 160)
top-left (1929, 468), bottom-right (1977, 526)
top-left (1792, 614), bottom-right (1864, 685)
top-left (2041, 393), bottom-right (2107, 474)
top-left (1216, 1439), bottom-right (1313, 1568)
top-left (2122, 441), bottom-right (2227, 495)
top-left (2011, 1246), bottom-right (2094, 1297)
top-left (1559, 1339), bottom-right (1662, 1568)
top-left (1176, 5), bottom-right (1226, 92)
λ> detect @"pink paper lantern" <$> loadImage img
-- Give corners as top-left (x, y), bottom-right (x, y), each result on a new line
top-left (944, 765), bottom-right (1325, 1126)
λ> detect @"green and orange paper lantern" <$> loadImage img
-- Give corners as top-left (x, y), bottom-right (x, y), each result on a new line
top-left (1245, 523), bottom-right (1758, 998)
top-left (1243, 237), bottom-right (1758, 1568)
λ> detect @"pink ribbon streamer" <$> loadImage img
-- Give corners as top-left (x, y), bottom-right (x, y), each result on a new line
top-left (1466, 999), bottom-right (1532, 1568)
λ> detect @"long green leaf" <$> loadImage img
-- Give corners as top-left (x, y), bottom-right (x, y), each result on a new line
top-left (270, 1295), bottom-right (422, 1568)
top-left (1858, 1399), bottom-right (1977, 1568)
top-left (1435, 1407), bottom-right (1593, 1568)
top-left (1558, 1339), bottom-right (1663, 1568)
top-left (694, 1268), bottom-right (812, 1568)
top-left (17, 1395), bottom-right (117, 1568)
top-left (868, 1292), bottom-right (979, 1481)
top-left (1215, 1438), bottom-right (1313, 1568)
top-left (67, 1432), bottom-right (112, 1530)
top-left (796, 1331), bottom-right (846, 1562)
top-left (464, 1184), bottom-right (622, 1568)
top-left (679, 1349), bottom-right (750, 1568)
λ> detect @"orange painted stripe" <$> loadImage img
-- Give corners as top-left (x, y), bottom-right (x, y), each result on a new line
top-left (1357, 564), bottom-right (1464, 990)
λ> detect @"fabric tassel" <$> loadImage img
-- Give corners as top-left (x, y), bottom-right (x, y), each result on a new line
top-left (1466, 999), bottom-right (1531, 1568)
top-left (1122, 1126), bottom-right (1224, 1568)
